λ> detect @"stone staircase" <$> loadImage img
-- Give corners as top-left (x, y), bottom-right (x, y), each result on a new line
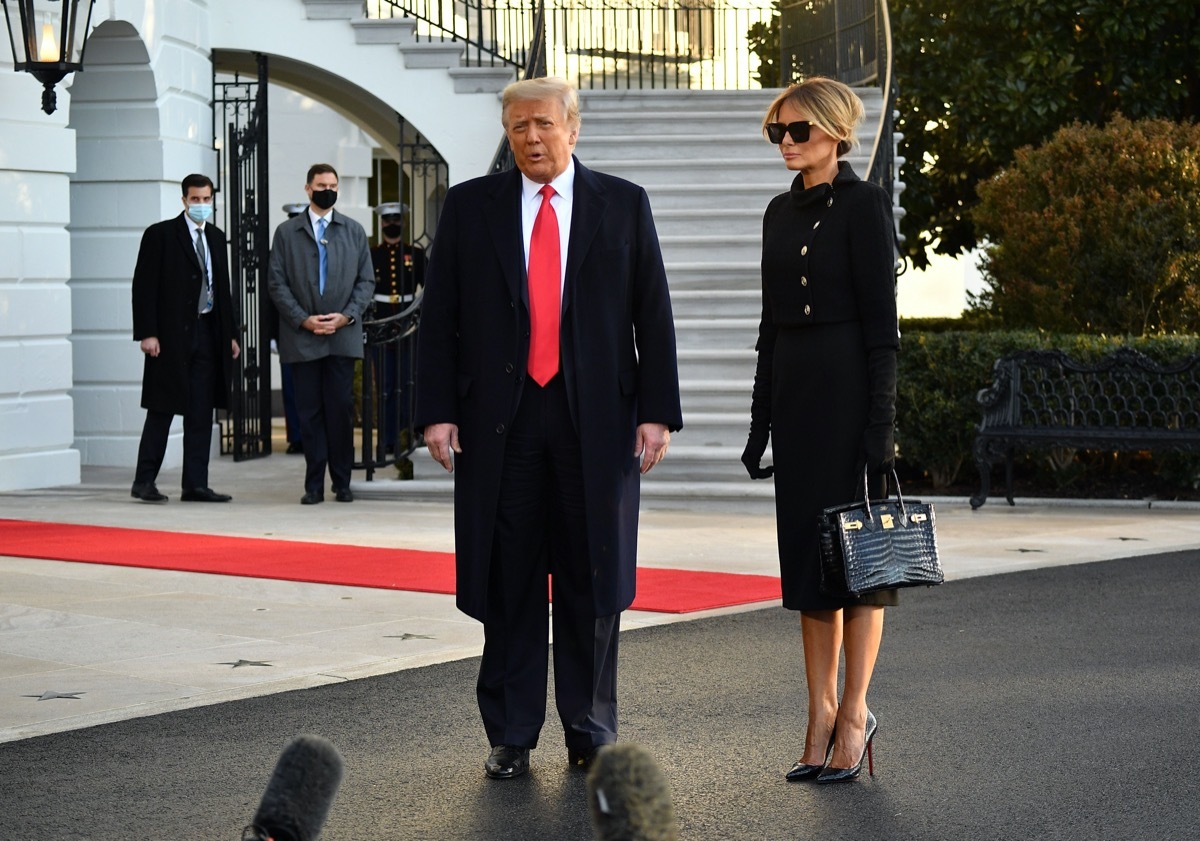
top-left (573, 88), bottom-right (883, 497)
top-left (356, 86), bottom-right (890, 507)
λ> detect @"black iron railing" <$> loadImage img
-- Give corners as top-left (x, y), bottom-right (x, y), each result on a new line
top-left (370, 0), bottom-right (775, 90)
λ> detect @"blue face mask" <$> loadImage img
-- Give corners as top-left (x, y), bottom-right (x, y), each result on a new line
top-left (187, 203), bottom-right (214, 224)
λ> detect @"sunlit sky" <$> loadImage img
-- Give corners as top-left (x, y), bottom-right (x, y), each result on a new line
top-left (897, 249), bottom-right (986, 319)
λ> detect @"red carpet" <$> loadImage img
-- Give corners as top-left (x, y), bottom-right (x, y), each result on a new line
top-left (0, 519), bottom-right (780, 614)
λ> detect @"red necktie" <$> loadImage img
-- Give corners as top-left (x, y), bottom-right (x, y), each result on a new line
top-left (527, 184), bottom-right (561, 385)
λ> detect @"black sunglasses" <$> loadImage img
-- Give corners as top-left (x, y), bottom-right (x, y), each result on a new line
top-left (765, 121), bottom-right (814, 144)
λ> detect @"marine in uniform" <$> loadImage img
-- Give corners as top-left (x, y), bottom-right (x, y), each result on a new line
top-left (369, 202), bottom-right (426, 473)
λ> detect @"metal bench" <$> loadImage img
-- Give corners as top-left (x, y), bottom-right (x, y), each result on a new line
top-left (970, 348), bottom-right (1200, 508)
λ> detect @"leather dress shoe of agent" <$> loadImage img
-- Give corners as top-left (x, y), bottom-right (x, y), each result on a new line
top-left (300, 491), bottom-right (324, 505)
top-left (484, 745), bottom-right (530, 780)
top-left (285, 441), bottom-right (303, 454)
top-left (334, 487), bottom-right (354, 503)
top-left (130, 483), bottom-right (167, 502)
top-left (180, 487), bottom-right (232, 502)
top-left (816, 710), bottom-right (878, 783)
top-left (568, 746), bottom-right (604, 770)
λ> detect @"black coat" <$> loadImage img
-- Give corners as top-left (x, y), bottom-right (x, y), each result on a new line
top-left (131, 213), bottom-right (236, 414)
top-left (416, 159), bottom-right (683, 621)
top-left (751, 162), bottom-right (899, 610)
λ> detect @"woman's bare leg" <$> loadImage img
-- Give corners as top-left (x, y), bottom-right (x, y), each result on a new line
top-left (799, 609), bottom-right (842, 764)
top-left (828, 604), bottom-right (884, 769)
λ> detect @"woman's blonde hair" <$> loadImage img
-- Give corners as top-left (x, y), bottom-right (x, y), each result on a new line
top-left (762, 77), bottom-right (864, 157)
top-left (501, 77), bottom-right (581, 129)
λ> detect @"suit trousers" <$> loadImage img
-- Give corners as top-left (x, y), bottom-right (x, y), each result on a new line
top-left (134, 312), bottom-right (218, 491)
top-left (291, 355), bottom-right (355, 494)
top-left (477, 375), bottom-right (620, 752)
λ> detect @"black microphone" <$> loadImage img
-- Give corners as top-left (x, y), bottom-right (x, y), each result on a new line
top-left (242, 735), bottom-right (344, 841)
top-left (587, 743), bottom-right (678, 841)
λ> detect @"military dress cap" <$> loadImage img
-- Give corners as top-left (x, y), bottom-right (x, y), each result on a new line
top-left (282, 202), bottom-right (307, 216)
top-left (374, 202), bottom-right (409, 218)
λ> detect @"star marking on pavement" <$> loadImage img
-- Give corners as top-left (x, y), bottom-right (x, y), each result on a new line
top-left (23, 691), bottom-right (85, 701)
top-left (384, 633), bottom-right (435, 640)
top-left (218, 659), bottom-right (274, 668)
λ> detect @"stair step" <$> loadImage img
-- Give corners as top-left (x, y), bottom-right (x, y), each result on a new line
top-left (673, 318), bottom-right (757, 349)
top-left (671, 289), bottom-right (761, 318)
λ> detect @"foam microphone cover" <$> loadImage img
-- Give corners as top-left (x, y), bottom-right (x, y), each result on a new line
top-left (587, 743), bottom-right (678, 841)
top-left (250, 734), bottom-right (345, 841)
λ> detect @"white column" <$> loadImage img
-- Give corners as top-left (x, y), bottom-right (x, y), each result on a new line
top-left (0, 61), bottom-right (82, 491)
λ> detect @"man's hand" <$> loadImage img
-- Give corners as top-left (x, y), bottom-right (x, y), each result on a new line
top-left (634, 423), bottom-right (670, 474)
top-left (303, 313), bottom-right (350, 335)
top-left (139, 337), bottom-right (161, 357)
top-left (424, 423), bottom-right (461, 473)
top-left (231, 339), bottom-right (241, 360)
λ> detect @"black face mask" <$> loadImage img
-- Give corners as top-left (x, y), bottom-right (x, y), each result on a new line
top-left (382, 224), bottom-right (404, 239)
top-left (311, 189), bottom-right (337, 210)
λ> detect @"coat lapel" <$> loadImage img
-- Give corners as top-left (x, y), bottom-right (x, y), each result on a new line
top-left (563, 158), bottom-right (607, 317)
top-left (177, 213), bottom-right (202, 272)
top-left (483, 169), bottom-right (525, 307)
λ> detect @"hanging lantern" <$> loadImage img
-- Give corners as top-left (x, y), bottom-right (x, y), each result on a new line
top-left (2, 0), bottom-right (97, 115)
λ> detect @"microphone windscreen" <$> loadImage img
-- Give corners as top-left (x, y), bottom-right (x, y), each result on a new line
top-left (250, 734), bottom-right (345, 841)
top-left (587, 743), bottom-right (678, 841)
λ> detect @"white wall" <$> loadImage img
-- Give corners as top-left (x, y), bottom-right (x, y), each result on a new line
top-left (0, 53), bottom-right (81, 491)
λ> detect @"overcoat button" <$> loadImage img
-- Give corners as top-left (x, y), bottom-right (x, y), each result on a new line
top-left (505, 363), bottom-right (514, 373)
top-left (804, 304), bottom-right (812, 315)
top-left (801, 245), bottom-right (808, 255)
top-left (496, 424), bottom-right (505, 434)
top-left (801, 276), bottom-right (808, 286)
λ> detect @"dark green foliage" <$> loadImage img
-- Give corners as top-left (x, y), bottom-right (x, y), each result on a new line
top-left (971, 115), bottom-right (1200, 335)
top-left (747, 5), bottom-right (781, 88)
top-left (891, 0), bottom-right (1200, 269)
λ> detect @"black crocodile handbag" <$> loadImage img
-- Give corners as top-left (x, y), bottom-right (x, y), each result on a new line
top-left (819, 469), bottom-right (944, 598)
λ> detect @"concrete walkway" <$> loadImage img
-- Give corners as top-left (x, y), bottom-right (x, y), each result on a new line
top-left (2, 435), bottom-right (1198, 745)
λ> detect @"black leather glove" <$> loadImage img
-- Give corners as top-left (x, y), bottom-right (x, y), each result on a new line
top-left (741, 428), bottom-right (774, 479)
top-left (862, 346), bottom-right (898, 475)
top-left (862, 424), bottom-right (895, 475)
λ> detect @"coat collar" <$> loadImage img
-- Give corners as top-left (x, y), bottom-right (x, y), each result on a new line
top-left (482, 156), bottom-right (609, 311)
top-left (790, 160), bottom-right (860, 208)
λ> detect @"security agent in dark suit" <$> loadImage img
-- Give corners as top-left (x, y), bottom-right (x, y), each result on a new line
top-left (416, 77), bottom-right (682, 780)
top-left (131, 173), bottom-right (240, 503)
top-left (268, 164), bottom-right (375, 505)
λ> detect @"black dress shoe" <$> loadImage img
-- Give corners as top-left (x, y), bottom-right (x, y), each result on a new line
top-left (285, 441), bottom-right (303, 454)
top-left (484, 745), bottom-right (530, 779)
top-left (300, 491), bottom-right (324, 505)
top-left (334, 487), bottom-right (354, 503)
top-left (568, 746), bottom-right (604, 770)
top-left (180, 487), bottom-right (232, 502)
top-left (130, 483), bottom-right (167, 502)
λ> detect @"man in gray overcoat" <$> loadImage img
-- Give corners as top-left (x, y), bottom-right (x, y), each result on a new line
top-left (268, 163), bottom-right (375, 504)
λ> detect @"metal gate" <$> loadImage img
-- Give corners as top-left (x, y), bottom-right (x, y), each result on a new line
top-left (358, 114), bottom-right (448, 479)
top-left (213, 54), bottom-right (271, 460)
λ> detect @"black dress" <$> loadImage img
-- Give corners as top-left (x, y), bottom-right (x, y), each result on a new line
top-left (751, 162), bottom-right (900, 611)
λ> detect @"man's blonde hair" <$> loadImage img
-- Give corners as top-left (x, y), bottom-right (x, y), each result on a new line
top-left (502, 77), bottom-right (581, 129)
top-left (762, 76), bottom-right (863, 157)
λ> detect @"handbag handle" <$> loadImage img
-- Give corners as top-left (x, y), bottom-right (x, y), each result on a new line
top-left (860, 466), bottom-right (907, 523)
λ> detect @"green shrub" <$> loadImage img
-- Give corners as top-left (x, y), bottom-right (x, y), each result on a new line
top-left (971, 115), bottom-right (1200, 335)
top-left (895, 330), bottom-right (1200, 489)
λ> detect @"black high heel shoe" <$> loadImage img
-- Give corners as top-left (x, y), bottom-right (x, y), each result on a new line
top-left (815, 710), bottom-right (877, 783)
top-left (785, 727), bottom-right (836, 782)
